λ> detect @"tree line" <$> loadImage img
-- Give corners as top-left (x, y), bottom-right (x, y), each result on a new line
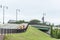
top-left (14, 19), bottom-right (54, 26)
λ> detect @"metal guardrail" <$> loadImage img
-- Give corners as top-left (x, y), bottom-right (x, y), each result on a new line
top-left (0, 28), bottom-right (27, 35)
top-left (0, 23), bottom-right (29, 35)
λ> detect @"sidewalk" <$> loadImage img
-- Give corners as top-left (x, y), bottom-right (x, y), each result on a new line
top-left (0, 35), bottom-right (4, 40)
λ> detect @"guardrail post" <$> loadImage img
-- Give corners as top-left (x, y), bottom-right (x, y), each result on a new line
top-left (6, 29), bottom-right (7, 35)
top-left (0, 29), bottom-right (1, 35)
top-left (1, 29), bottom-right (2, 35)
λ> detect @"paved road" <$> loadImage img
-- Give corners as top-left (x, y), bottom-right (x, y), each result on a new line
top-left (0, 23), bottom-right (28, 29)
top-left (0, 24), bottom-right (20, 29)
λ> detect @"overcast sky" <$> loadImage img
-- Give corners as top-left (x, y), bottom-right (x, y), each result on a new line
top-left (0, 0), bottom-right (60, 25)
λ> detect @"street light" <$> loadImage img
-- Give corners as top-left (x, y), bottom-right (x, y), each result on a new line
top-left (0, 5), bottom-right (2, 8)
top-left (42, 13), bottom-right (46, 24)
top-left (16, 9), bottom-right (20, 21)
top-left (0, 5), bottom-right (8, 24)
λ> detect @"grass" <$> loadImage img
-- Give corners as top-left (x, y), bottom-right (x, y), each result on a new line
top-left (4, 26), bottom-right (59, 40)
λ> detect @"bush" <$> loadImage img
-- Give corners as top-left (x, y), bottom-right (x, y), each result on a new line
top-left (52, 29), bottom-right (60, 39)
top-left (57, 32), bottom-right (60, 39)
top-left (15, 20), bottom-right (28, 24)
top-left (29, 19), bottom-right (40, 25)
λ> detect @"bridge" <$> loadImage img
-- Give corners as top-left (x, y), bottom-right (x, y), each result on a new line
top-left (31, 25), bottom-right (50, 31)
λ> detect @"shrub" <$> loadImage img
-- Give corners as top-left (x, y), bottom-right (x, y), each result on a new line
top-left (57, 32), bottom-right (60, 39)
top-left (52, 29), bottom-right (60, 39)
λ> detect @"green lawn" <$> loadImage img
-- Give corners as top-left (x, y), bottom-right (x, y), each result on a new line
top-left (4, 26), bottom-right (59, 40)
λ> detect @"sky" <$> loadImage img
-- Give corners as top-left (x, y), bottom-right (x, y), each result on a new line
top-left (0, 0), bottom-right (60, 25)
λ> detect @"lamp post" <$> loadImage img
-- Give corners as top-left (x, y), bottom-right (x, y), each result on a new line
top-left (16, 9), bottom-right (20, 21)
top-left (42, 13), bottom-right (46, 24)
top-left (0, 5), bottom-right (8, 24)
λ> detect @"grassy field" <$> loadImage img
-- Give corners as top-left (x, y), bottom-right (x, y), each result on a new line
top-left (4, 26), bottom-right (59, 40)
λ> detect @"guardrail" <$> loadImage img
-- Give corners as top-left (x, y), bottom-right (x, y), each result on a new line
top-left (0, 28), bottom-right (25, 35)
top-left (0, 24), bottom-right (29, 35)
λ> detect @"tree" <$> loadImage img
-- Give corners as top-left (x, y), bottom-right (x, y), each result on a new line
top-left (50, 25), bottom-right (53, 37)
top-left (29, 19), bottom-right (40, 25)
top-left (15, 20), bottom-right (28, 24)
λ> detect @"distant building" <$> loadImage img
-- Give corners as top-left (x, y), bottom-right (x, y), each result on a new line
top-left (8, 20), bottom-right (16, 24)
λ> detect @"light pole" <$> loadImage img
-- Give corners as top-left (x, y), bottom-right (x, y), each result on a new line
top-left (42, 13), bottom-right (46, 24)
top-left (16, 9), bottom-right (20, 21)
top-left (0, 5), bottom-right (8, 24)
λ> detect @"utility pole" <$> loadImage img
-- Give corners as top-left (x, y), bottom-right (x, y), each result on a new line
top-left (0, 5), bottom-right (8, 24)
top-left (16, 9), bottom-right (20, 21)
